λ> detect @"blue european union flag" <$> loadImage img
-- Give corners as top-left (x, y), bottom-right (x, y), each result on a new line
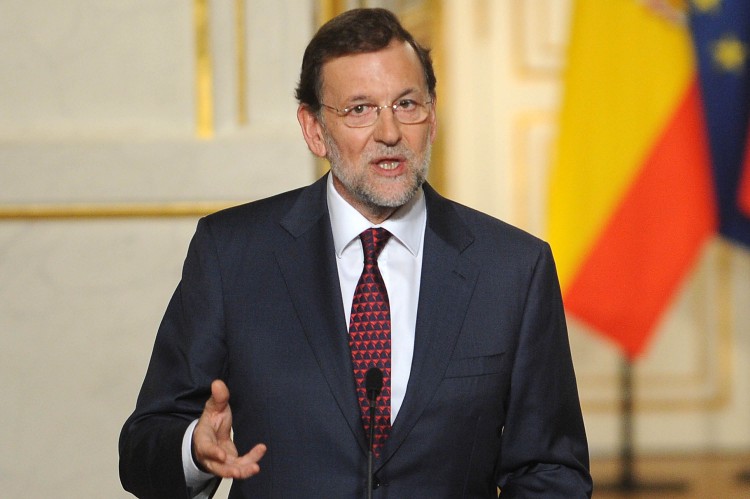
top-left (689, 0), bottom-right (750, 247)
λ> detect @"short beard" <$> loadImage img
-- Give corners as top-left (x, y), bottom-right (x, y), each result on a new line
top-left (321, 125), bottom-right (431, 212)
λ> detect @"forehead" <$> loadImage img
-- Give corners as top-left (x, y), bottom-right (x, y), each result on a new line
top-left (320, 40), bottom-right (427, 101)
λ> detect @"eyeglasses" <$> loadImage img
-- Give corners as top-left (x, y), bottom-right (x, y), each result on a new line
top-left (320, 99), bottom-right (434, 128)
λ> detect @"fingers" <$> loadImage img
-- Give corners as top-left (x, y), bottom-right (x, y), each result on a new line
top-left (193, 380), bottom-right (267, 480)
top-left (201, 443), bottom-right (268, 480)
top-left (192, 426), bottom-right (228, 463)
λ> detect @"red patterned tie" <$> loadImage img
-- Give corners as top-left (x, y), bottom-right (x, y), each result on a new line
top-left (349, 227), bottom-right (392, 457)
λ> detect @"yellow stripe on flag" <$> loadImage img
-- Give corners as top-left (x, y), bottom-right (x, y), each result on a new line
top-left (549, 0), bottom-right (695, 290)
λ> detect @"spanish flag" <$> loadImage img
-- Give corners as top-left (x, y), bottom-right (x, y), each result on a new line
top-left (548, 0), bottom-right (717, 359)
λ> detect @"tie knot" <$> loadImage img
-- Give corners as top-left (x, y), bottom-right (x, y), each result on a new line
top-left (360, 228), bottom-right (391, 263)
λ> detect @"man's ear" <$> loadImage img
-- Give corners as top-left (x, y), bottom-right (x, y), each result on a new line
top-left (428, 96), bottom-right (438, 144)
top-left (297, 105), bottom-right (327, 158)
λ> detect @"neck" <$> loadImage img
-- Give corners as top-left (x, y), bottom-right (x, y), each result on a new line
top-left (330, 174), bottom-right (401, 224)
top-left (361, 206), bottom-right (397, 225)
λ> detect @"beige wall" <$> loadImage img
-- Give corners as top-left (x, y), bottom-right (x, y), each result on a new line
top-left (0, 1), bottom-right (314, 497)
top-left (1, 1), bottom-right (749, 497)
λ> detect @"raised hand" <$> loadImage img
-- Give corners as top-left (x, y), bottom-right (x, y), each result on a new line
top-left (192, 379), bottom-right (267, 479)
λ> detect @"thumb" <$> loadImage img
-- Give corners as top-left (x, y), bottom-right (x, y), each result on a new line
top-left (206, 379), bottom-right (230, 414)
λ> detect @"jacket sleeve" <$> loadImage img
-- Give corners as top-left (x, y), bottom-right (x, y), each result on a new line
top-left (496, 243), bottom-right (593, 497)
top-left (119, 218), bottom-right (227, 499)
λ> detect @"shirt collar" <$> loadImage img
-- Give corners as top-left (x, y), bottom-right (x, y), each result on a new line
top-left (327, 173), bottom-right (426, 258)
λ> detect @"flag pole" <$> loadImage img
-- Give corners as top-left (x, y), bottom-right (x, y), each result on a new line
top-left (598, 357), bottom-right (688, 492)
top-left (618, 356), bottom-right (635, 489)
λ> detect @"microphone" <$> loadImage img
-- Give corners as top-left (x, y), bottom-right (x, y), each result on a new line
top-left (365, 367), bottom-right (383, 405)
top-left (365, 367), bottom-right (383, 499)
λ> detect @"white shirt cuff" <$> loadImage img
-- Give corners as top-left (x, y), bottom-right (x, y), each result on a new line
top-left (182, 419), bottom-right (218, 496)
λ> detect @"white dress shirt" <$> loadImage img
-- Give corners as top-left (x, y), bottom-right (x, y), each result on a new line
top-left (183, 175), bottom-right (426, 492)
top-left (326, 173), bottom-right (425, 421)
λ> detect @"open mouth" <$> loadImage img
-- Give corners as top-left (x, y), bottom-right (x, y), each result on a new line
top-left (377, 160), bottom-right (400, 170)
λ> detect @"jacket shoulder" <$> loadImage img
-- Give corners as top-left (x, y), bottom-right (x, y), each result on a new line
top-left (204, 185), bottom-right (306, 228)
top-left (425, 183), bottom-right (549, 259)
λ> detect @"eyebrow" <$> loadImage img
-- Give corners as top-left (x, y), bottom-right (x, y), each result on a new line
top-left (342, 87), bottom-right (423, 106)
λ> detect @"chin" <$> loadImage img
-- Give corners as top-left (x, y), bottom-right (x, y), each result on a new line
top-left (366, 182), bottom-right (421, 209)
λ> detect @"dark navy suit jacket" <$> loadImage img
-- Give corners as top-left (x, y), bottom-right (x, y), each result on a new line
top-left (119, 175), bottom-right (592, 498)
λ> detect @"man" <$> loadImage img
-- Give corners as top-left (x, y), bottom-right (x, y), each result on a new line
top-left (119, 8), bottom-right (592, 498)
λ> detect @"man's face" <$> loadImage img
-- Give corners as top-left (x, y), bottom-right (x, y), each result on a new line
top-left (299, 40), bottom-right (437, 222)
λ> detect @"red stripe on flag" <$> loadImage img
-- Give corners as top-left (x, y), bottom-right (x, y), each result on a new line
top-left (739, 119), bottom-right (750, 217)
top-left (564, 81), bottom-right (717, 359)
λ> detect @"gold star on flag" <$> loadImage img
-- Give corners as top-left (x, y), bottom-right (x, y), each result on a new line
top-left (691, 0), bottom-right (721, 13)
top-left (712, 34), bottom-right (748, 72)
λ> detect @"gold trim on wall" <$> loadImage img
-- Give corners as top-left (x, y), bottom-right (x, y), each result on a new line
top-left (0, 202), bottom-right (241, 220)
top-left (195, 0), bottom-right (214, 138)
top-left (235, 0), bottom-right (248, 125)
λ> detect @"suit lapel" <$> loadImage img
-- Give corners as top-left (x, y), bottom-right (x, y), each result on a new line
top-left (380, 184), bottom-right (479, 463)
top-left (274, 175), bottom-right (368, 452)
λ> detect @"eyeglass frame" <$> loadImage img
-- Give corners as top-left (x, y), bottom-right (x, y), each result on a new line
top-left (319, 98), bottom-right (434, 128)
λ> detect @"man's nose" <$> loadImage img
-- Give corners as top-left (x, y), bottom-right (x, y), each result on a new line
top-left (372, 107), bottom-right (402, 145)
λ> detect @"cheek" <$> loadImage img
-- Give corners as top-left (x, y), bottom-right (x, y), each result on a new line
top-left (328, 121), bottom-right (365, 144)
top-left (339, 135), bottom-right (372, 164)
top-left (405, 128), bottom-right (432, 153)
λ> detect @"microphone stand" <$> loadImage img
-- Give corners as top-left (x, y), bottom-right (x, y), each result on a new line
top-left (367, 399), bottom-right (377, 499)
top-left (365, 367), bottom-right (383, 499)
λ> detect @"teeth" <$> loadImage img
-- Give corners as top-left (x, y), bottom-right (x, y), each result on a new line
top-left (379, 161), bottom-right (399, 170)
